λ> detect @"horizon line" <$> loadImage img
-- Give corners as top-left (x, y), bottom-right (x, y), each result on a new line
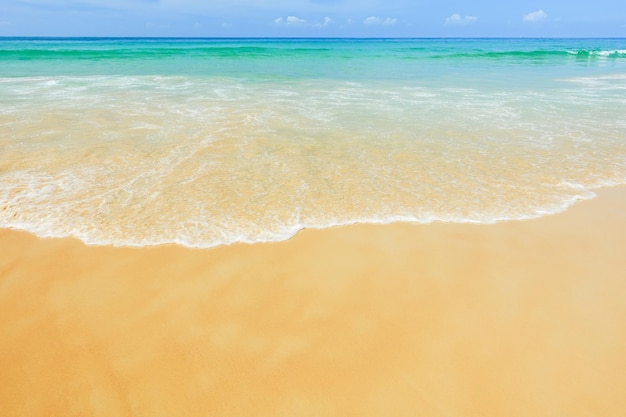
top-left (2, 36), bottom-right (625, 40)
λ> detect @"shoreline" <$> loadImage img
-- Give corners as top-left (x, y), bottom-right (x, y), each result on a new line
top-left (0, 185), bottom-right (605, 250)
top-left (1, 186), bottom-right (625, 416)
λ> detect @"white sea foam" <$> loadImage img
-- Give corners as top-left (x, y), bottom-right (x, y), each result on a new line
top-left (0, 186), bottom-right (602, 249)
top-left (2, 72), bottom-right (626, 248)
top-left (566, 50), bottom-right (626, 57)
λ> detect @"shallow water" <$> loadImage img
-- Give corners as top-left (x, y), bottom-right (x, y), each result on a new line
top-left (1, 38), bottom-right (625, 247)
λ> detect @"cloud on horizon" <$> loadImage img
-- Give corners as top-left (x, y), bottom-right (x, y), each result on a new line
top-left (274, 15), bottom-right (335, 28)
top-left (274, 15), bottom-right (307, 25)
top-left (444, 13), bottom-right (478, 26)
top-left (363, 16), bottom-right (397, 26)
top-left (313, 16), bottom-right (333, 28)
top-left (523, 9), bottom-right (547, 23)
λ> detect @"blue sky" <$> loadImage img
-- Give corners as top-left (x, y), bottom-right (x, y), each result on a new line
top-left (2, 0), bottom-right (626, 37)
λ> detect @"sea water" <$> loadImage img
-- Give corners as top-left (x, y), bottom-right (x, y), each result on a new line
top-left (1, 38), bottom-right (625, 247)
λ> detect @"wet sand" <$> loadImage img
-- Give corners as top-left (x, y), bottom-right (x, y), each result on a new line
top-left (1, 187), bottom-right (625, 417)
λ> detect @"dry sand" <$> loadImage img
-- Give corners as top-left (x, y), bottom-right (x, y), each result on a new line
top-left (1, 187), bottom-right (625, 417)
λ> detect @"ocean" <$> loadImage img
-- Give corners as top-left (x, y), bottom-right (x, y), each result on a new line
top-left (1, 38), bottom-right (625, 247)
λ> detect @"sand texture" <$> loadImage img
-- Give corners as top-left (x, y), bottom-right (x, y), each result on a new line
top-left (1, 188), bottom-right (625, 417)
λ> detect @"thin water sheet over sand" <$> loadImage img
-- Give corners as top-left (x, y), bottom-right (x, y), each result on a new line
top-left (1, 188), bottom-right (625, 417)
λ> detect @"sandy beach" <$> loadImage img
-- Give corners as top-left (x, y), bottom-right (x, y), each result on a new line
top-left (1, 187), bottom-right (625, 417)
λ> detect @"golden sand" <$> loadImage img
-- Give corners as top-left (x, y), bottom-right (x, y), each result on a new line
top-left (1, 188), bottom-right (625, 417)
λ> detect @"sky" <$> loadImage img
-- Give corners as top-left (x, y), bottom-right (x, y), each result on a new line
top-left (1, 0), bottom-right (626, 37)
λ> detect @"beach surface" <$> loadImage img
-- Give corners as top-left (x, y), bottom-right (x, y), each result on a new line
top-left (1, 187), bottom-right (625, 417)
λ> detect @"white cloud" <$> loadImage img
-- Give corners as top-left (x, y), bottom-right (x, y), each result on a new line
top-left (523, 9), bottom-right (547, 22)
top-left (312, 16), bottom-right (333, 28)
top-left (275, 15), bottom-right (336, 28)
top-left (363, 16), bottom-right (397, 26)
top-left (287, 15), bottom-right (306, 24)
top-left (445, 13), bottom-right (478, 26)
top-left (274, 15), bottom-right (307, 25)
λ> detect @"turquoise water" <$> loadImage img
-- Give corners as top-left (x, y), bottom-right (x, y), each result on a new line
top-left (1, 38), bottom-right (625, 247)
